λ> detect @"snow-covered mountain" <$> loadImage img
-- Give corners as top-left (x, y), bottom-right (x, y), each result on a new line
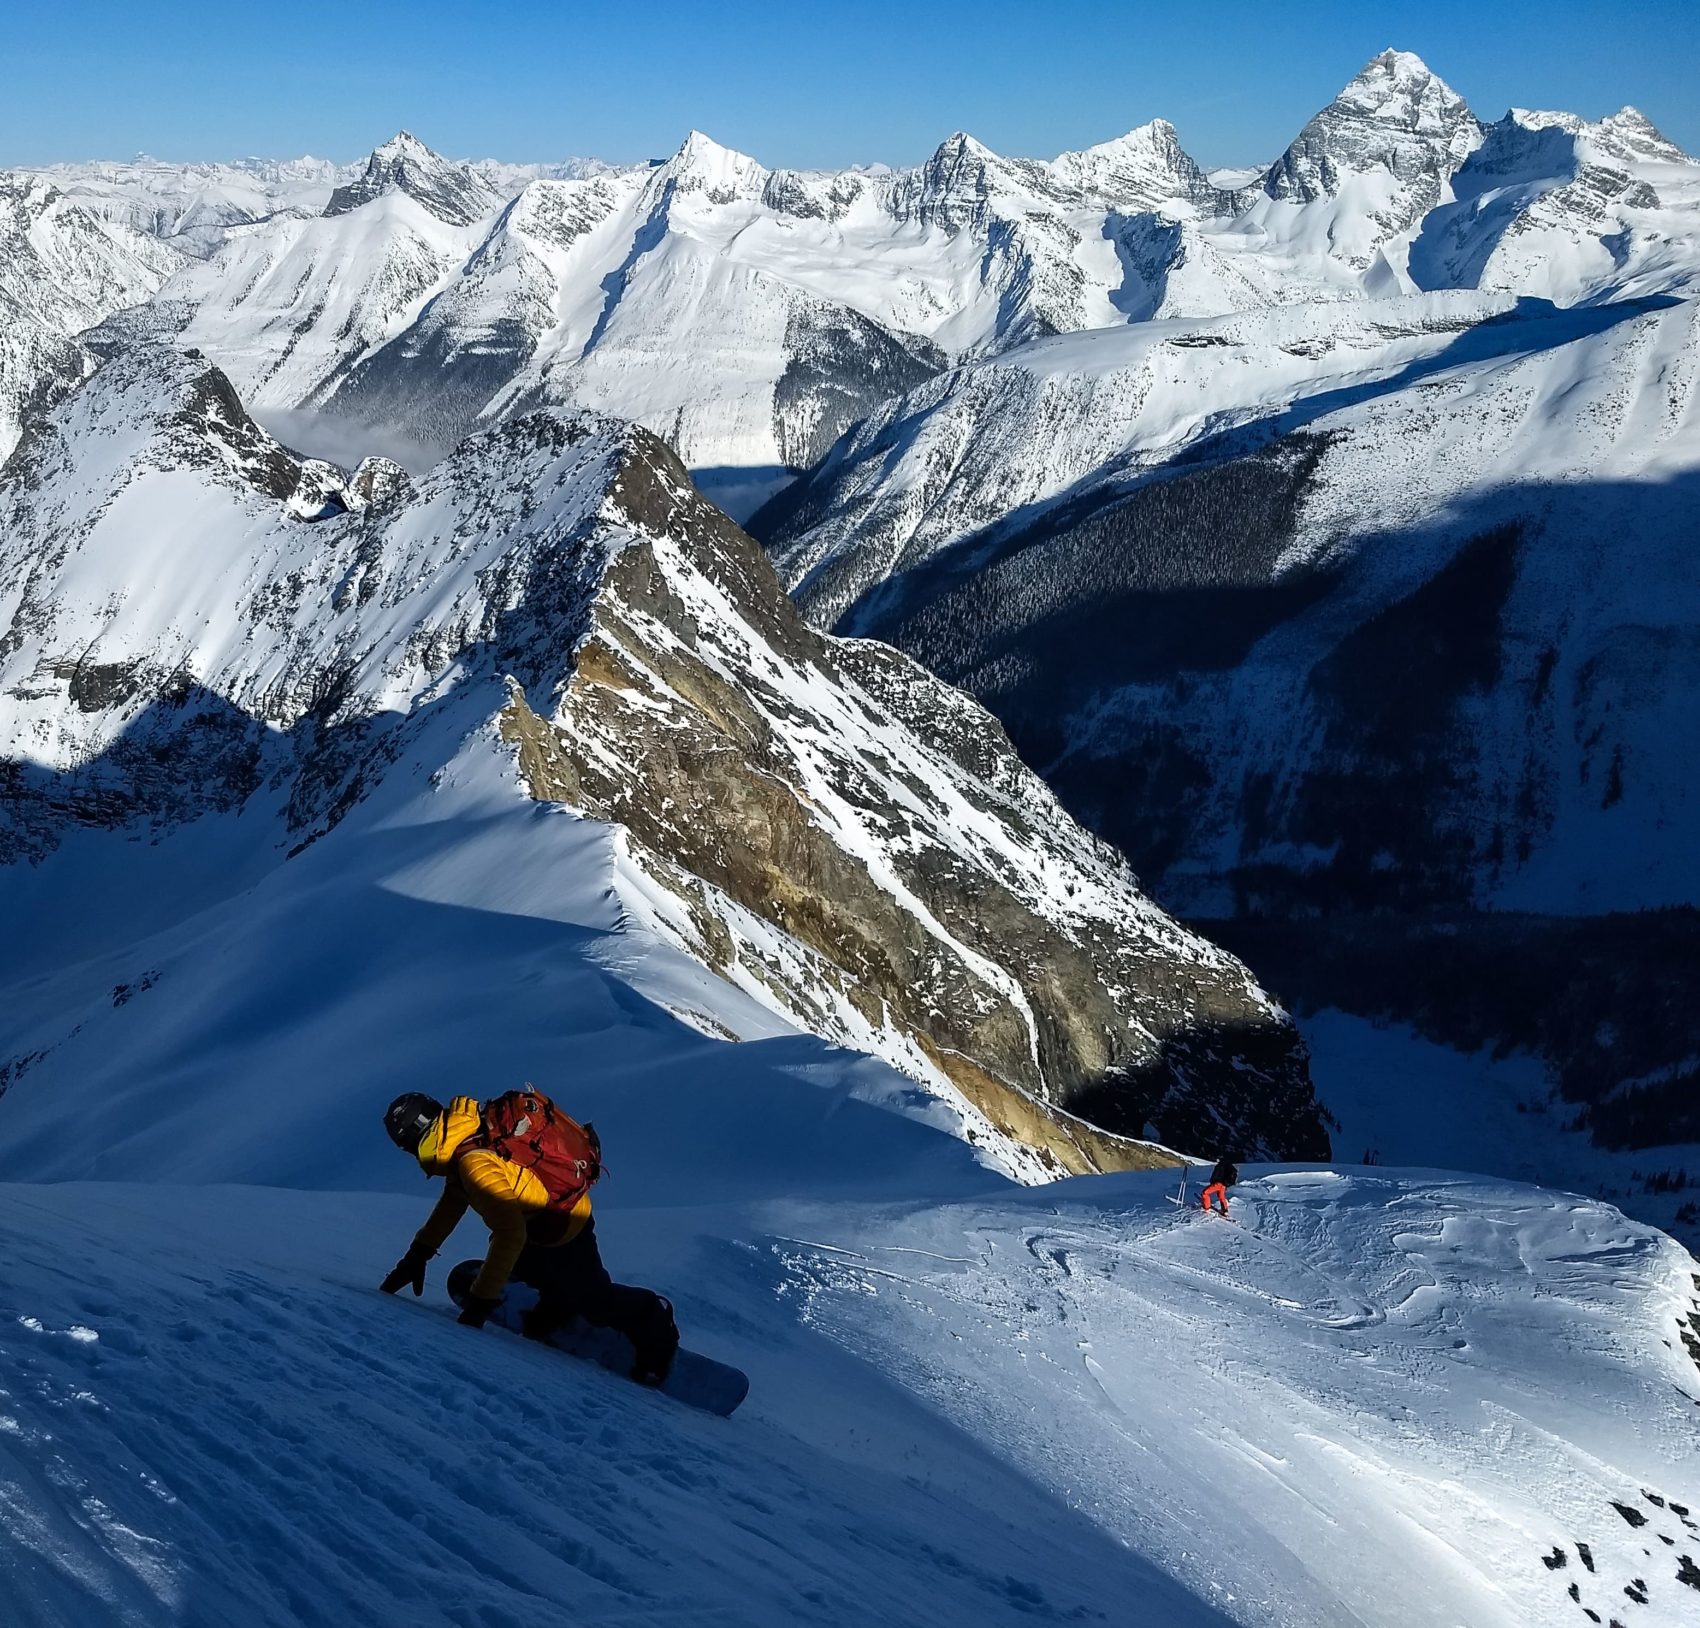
top-left (763, 290), bottom-right (1700, 917)
top-left (22, 146), bottom-right (618, 262)
top-left (160, 136), bottom-right (508, 413)
top-left (1256, 48), bottom-right (1482, 273)
top-left (761, 288), bottom-right (1700, 1220)
top-left (0, 336), bottom-right (1325, 1170)
top-left (321, 129), bottom-right (509, 226)
top-left (0, 174), bottom-right (176, 463)
top-left (1408, 105), bottom-right (1700, 301)
top-left (12, 51), bottom-right (1693, 493)
top-left (23, 152), bottom-right (344, 258)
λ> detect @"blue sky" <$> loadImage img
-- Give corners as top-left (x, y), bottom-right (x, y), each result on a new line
top-left (6, 0), bottom-right (1696, 169)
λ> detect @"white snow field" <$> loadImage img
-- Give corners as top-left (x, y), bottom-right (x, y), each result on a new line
top-left (1, 749), bottom-right (1697, 1626)
top-left (0, 1168), bottom-right (1695, 1628)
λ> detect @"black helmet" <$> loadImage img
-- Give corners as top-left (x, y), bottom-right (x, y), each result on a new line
top-left (384, 1092), bottom-right (443, 1152)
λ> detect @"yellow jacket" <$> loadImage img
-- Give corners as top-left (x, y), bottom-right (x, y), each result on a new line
top-left (407, 1096), bottom-right (592, 1301)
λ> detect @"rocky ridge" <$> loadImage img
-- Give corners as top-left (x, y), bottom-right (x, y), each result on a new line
top-left (0, 342), bottom-right (1327, 1170)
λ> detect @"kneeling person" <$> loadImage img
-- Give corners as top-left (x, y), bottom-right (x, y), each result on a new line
top-left (380, 1089), bottom-right (679, 1384)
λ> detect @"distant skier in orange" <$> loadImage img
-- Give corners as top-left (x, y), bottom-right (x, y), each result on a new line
top-left (1200, 1155), bottom-right (1238, 1216)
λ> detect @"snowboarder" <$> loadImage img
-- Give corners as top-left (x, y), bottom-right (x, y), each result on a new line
top-left (1200, 1154), bottom-right (1238, 1217)
top-left (379, 1090), bottom-right (679, 1384)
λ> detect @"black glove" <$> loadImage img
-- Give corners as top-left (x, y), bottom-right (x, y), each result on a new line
top-left (457, 1293), bottom-right (501, 1329)
top-left (380, 1244), bottom-right (430, 1297)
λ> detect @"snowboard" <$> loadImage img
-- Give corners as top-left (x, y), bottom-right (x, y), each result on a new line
top-left (446, 1260), bottom-right (749, 1417)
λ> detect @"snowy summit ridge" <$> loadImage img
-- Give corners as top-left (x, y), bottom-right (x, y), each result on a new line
top-left (8, 50), bottom-right (1694, 478)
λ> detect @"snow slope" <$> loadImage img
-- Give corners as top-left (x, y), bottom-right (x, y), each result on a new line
top-left (1300, 1011), bottom-right (1700, 1246)
top-left (3, 703), bottom-right (1691, 1622)
top-left (766, 289), bottom-right (1523, 627)
top-left (0, 1166), bottom-right (1693, 1627)
top-left (167, 184), bottom-right (497, 411)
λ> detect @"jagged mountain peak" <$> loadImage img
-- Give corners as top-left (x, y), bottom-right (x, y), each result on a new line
top-left (323, 129), bottom-right (502, 226)
top-left (932, 129), bottom-right (998, 162)
top-left (1262, 46), bottom-right (1480, 224)
top-left (1503, 104), bottom-right (1688, 167)
top-left (1057, 119), bottom-right (1182, 166)
top-left (1321, 47), bottom-right (1471, 134)
top-left (1328, 49), bottom-right (1465, 124)
top-left (654, 129), bottom-right (768, 199)
top-left (883, 132), bottom-right (1017, 233)
top-left (1596, 105), bottom-right (1691, 164)
top-left (1047, 118), bottom-right (1223, 210)
top-left (370, 129), bottom-right (433, 162)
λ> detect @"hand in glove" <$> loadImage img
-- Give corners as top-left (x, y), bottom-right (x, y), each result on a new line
top-left (457, 1293), bottom-right (501, 1329)
top-left (380, 1245), bottom-right (431, 1297)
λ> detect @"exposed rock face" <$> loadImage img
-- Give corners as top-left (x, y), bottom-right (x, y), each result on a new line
top-left (759, 290), bottom-right (1700, 1173)
top-left (1263, 49), bottom-right (1481, 241)
top-left (324, 131), bottom-right (505, 226)
top-left (504, 427), bottom-right (1325, 1161)
top-left (0, 341), bottom-right (1326, 1169)
top-left (347, 455), bottom-right (409, 508)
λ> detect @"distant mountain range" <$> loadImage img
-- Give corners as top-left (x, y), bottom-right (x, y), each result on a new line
top-left (11, 49), bottom-right (1693, 478)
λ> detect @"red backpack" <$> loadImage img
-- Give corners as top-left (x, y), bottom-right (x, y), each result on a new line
top-left (464, 1087), bottom-right (602, 1213)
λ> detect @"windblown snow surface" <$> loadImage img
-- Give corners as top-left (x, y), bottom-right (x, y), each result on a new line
top-left (1, 736), bottom-right (1696, 1627)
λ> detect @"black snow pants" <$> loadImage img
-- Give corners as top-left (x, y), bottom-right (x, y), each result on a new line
top-left (512, 1218), bottom-right (674, 1364)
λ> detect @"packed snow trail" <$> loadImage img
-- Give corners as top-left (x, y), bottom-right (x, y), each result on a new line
top-left (1, 1171), bottom-right (1695, 1627)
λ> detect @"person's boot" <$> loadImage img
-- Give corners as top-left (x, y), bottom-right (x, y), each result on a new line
top-left (630, 1296), bottom-right (680, 1386)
